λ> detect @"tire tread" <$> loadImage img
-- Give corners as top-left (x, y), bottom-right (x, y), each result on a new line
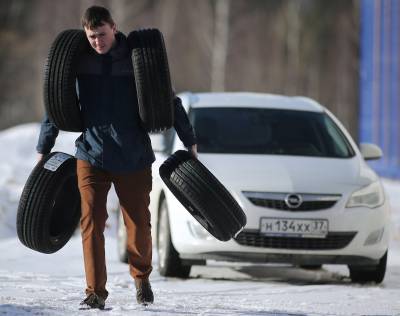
top-left (159, 150), bottom-right (246, 241)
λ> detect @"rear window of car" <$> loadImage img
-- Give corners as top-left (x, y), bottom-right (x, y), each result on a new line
top-left (189, 107), bottom-right (355, 158)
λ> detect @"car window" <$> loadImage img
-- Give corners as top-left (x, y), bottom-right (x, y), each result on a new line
top-left (189, 107), bottom-right (355, 158)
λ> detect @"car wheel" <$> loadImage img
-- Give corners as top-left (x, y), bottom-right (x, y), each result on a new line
top-left (159, 150), bottom-right (247, 241)
top-left (157, 199), bottom-right (191, 278)
top-left (17, 152), bottom-right (81, 253)
top-left (348, 251), bottom-right (387, 284)
top-left (44, 30), bottom-right (88, 132)
top-left (117, 209), bottom-right (129, 263)
top-left (128, 28), bottom-right (174, 133)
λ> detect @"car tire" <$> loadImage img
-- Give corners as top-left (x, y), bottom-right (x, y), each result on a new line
top-left (44, 29), bottom-right (88, 132)
top-left (348, 251), bottom-right (387, 284)
top-left (128, 28), bottom-right (174, 133)
top-left (159, 150), bottom-right (247, 241)
top-left (117, 209), bottom-right (129, 263)
top-left (17, 152), bottom-right (81, 254)
top-left (157, 199), bottom-right (191, 278)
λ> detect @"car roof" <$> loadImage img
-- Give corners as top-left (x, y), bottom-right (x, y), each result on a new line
top-left (178, 92), bottom-right (325, 113)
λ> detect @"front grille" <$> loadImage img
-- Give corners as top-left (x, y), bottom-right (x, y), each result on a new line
top-left (243, 192), bottom-right (342, 211)
top-left (234, 230), bottom-right (356, 250)
top-left (248, 198), bottom-right (337, 211)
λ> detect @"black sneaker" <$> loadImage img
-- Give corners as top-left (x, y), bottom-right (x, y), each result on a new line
top-left (135, 279), bottom-right (154, 305)
top-left (80, 293), bottom-right (105, 310)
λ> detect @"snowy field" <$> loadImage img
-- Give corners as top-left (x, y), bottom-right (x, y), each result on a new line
top-left (1, 124), bottom-right (400, 316)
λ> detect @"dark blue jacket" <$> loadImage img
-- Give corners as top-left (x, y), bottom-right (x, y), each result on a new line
top-left (37, 32), bottom-right (196, 173)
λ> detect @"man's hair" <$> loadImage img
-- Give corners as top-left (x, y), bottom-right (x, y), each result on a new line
top-left (81, 6), bottom-right (115, 29)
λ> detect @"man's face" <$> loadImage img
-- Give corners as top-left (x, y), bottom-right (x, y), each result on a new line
top-left (84, 22), bottom-right (116, 54)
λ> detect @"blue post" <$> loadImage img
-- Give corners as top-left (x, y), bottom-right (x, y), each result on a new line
top-left (360, 0), bottom-right (400, 178)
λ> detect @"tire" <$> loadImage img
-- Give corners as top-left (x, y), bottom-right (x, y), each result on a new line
top-left (129, 28), bottom-right (174, 133)
top-left (348, 251), bottom-right (387, 284)
top-left (117, 209), bottom-right (129, 263)
top-left (159, 150), bottom-right (247, 241)
top-left (44, 29), bottom-right (89, 132)
top-left (157, 199), bottom-right (191, 278)
top-left (17, 152), bottom-right (81, 254)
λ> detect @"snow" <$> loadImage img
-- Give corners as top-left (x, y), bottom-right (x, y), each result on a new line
top-left (1, 123), bottom-right (400, 315)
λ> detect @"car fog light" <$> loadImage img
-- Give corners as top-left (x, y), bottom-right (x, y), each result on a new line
top-left (187, 221), bottom-right (214, 240)
top-left (364, 228), bottom-right (384, 246)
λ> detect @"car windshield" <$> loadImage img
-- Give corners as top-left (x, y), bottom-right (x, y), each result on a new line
top-left (189, 107), bottom-right (355, 158)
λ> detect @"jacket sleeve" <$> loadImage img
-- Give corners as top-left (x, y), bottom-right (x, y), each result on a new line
top-left (36, 113), bottom-right (59, 154)
top-left (173, 95), bottom-right (197, 147)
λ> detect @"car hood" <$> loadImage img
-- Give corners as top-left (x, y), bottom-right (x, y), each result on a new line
top-left (198, 153), bottom-right (376, 194)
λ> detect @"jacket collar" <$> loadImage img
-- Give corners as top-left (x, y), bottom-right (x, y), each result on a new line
top-left (108, 32), bottom-right (129, 61)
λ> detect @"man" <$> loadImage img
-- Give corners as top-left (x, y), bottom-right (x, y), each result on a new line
top-left (36, 5), bottom-right (197, 309)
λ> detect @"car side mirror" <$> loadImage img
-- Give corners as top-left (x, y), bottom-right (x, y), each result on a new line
top-left (359, 143), bottom-right (383, 160)
top-left (150, 133), bottom-right (167, 152)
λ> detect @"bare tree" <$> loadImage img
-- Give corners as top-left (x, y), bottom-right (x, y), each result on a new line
top-left (285, 0), bottom-right (301, 95)
top-left (211, 0), bottom-right (230, 91)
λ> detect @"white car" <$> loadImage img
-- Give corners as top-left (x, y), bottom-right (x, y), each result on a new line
top-left (117, 92), bottom-right (390, 283)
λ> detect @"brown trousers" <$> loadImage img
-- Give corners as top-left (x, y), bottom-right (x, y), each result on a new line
top-left (77, 159), bottom-right (153, 299)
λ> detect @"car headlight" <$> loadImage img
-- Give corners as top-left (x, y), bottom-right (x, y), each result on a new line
top-left (346, 181), bottom-right (385, 209)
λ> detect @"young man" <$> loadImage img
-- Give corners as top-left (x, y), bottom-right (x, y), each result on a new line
top-left (36, 5), bottom-right (197, 309)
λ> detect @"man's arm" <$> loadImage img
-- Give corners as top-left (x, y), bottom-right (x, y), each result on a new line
top-left (173, 95), bottom-right (197, 157)
top-left (36, 113), bottom-right (59, 160)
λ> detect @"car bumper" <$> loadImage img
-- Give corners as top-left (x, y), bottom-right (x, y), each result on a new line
top-left (179, 252), bottom-right (380, 266)
top-left (169, 194), bottom-right (390, 265)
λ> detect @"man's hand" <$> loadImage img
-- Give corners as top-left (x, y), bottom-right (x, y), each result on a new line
top-left (189, 144), bottom-right (198, 158)
top-left (37, 153), bottom-right (44, 161)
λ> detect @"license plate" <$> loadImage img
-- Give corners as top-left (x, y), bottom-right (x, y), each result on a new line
top-left (260, 217), bottom-right (328, 238)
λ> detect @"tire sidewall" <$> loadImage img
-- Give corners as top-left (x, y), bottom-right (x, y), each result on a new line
top-left (17, 152), bottom-right (80, 253)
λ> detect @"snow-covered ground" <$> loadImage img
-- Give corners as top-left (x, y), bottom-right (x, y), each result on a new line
top-left (1, 124), bottom-right (400, 316)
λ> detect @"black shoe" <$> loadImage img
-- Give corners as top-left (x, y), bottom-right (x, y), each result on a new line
top-left (135, 279), bottom-right (154, 305)
top-left (80, 293), bottom-right (105, 310)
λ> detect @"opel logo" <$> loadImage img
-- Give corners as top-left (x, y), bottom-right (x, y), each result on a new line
top-left (284, 194), bottom-right (303, 209)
